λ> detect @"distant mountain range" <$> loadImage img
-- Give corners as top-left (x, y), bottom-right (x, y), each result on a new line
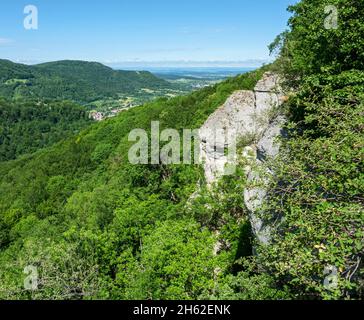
top-left (0, 59), bottom-right (172, 104)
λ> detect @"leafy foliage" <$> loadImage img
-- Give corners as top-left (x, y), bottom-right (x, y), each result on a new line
top-left (1, 0), bottom-right (362, 300)
top-left (270, 0), bottom-right (364, 83)
top-left (262, 0), bottom-right (364, 299)
top-left (0, 98), bottom-right (92, 161)
top-left (0, 69), bottom-right (269, 299)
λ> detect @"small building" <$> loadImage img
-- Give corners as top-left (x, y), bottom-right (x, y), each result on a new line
top-left (90, 111), bottom-right (104, 121)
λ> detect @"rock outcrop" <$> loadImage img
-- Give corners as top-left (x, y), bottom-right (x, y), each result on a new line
top-left (198, 72), bottom-right (286, 245)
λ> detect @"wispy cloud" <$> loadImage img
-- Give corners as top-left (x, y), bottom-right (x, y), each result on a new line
top-left (178, 26), bottom-right (237, 36)
top-left (179, 27), bottom-right (199, 35)
top-left (0, 38), bottom-right (14, 45)
top-left (139, 47), bottom-right (203, 54)
top-left (105, 59), bottom-right (271, 69)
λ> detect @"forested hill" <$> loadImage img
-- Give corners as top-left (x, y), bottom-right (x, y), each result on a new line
top-left (0, 59), bottom-right (171, 104)
top-left (0, 0), bottom-right (362, 301)
top-left (0, 68), bottom-right (270, 299)
top-left (0, 98), bottom-right (92, 162)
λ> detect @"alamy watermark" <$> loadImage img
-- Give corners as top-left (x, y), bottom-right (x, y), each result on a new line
top-left (324, 5), bottom-right (338, 30)
top-left (24, 5), bottom-right (38, 30)
top-left (128, 121), bottom-right (237, 176)
top-left (24, 265), bottom-right (38, 291)
top-left (323, 265), bottom-right (338, 290)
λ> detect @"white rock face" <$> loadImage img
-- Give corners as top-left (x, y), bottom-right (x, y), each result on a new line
top-left (199, 72), bottom-right (283, 183)
top-left (256, 116), bottom-right (286, 161)
top-left (254, 72), bottom-right (281, 93)
top-left (199, 90), bottom-right (256, 183)
top-left (254, 72), bottom-right (281, 118)
top-left (198, 72), bottom-right (286, 245)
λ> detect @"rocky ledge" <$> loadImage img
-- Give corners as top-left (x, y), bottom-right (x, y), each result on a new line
top-left (198, 72), bottom-right (286, 245)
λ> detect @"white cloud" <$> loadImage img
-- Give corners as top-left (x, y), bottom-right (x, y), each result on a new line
top-left (0, 38), bottom-right (14, 45)
top-left (104, 59), bottom-right (271, 69)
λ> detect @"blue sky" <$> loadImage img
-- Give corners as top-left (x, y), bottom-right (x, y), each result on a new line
top-left (0, 0), bottom-right (296, 66)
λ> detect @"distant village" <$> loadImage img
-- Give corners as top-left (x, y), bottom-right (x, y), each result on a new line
top-left (90, 107), bottom-right (128, 121)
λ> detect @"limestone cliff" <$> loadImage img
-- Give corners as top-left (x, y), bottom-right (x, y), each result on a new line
top-left (198, 72), bottom-right (286, 245)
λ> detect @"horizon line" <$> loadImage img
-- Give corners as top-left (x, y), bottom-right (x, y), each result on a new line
top-left (9, 58), bottom-right (272, 68)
